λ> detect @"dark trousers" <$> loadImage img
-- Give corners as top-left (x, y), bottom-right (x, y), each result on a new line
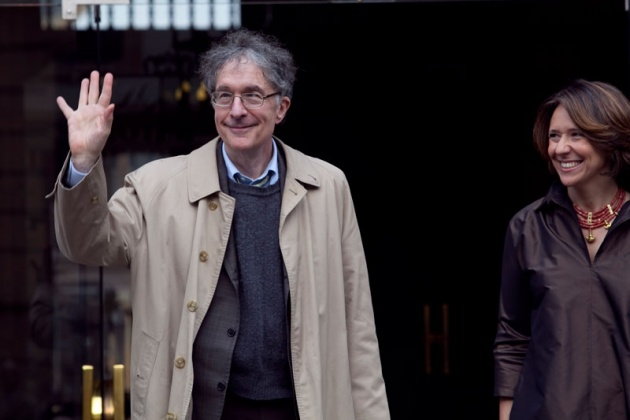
top-left (220, 391), bottom-right (299, 420)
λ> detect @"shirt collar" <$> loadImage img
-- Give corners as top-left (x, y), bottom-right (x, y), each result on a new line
top-left (222, 138), bottom-right (279, 185)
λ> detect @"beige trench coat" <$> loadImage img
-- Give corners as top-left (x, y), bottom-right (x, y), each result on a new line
top-left (48, 137), bottom-right (390, 420)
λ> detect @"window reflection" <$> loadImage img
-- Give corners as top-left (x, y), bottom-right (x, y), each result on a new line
top-left (39, 0), bottom-right (240, 31)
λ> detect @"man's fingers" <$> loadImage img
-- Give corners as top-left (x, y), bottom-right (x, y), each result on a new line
top-left (57, 71), bottom-right (114, 120)
top-left (88, 70), bottom-right (101, 104)
top-left (99, 73), bottom-right (114, 105)
top-left (56, 96), bottom-right (73, 119)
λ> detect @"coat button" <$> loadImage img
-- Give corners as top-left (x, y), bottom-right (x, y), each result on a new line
top-left (187, 300), bottom-right (198, 312)
top-left (174, 356), bottom-right (186, 369)
top-left (199, 250), bottom-right (208, 262)
top-left (166, 413), bottom-right (177, 420)
top-left (227, 328), bottom-right (236, 337)
top-left (208, 202), bottom-right (218, 211)
top-left (217, 382), bottom-right (227, 392)
top-left (90, 196), bottom-right (98, 204)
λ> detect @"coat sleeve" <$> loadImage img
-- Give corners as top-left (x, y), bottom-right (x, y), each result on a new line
top-left (48, 154), bottom-right (141, 268)
top-left (493, 215), bottom-right (532, 398)
top-left (339, 178), bottom-right (391, 419)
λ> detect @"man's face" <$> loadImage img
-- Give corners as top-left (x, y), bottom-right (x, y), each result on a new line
top-left (212, 58), bottom-right (290, 156)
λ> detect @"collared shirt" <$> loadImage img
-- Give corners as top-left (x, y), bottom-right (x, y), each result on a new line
top-left (222, 139), bottom-right (279, 186)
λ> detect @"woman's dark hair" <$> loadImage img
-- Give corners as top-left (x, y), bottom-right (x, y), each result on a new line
top-left (532, 79), bottom-right (630, 188)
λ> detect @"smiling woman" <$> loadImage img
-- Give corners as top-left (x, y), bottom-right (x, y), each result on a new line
top-left (494, 79), bottom-right (630, 420)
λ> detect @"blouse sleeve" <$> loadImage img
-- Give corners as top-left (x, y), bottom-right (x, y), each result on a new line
top-left (493, 215), bottom-right (532, 397)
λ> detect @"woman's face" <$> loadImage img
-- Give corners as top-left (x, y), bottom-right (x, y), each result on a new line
top-left (547, 105), bottom-right (608, 188)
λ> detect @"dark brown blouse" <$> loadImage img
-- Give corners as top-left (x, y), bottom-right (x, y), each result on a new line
top-left (494, 181), bottom-right (630, 419)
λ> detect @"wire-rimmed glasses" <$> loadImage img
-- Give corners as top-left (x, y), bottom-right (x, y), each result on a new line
top-left (210, 91), bottom-right (280, 108)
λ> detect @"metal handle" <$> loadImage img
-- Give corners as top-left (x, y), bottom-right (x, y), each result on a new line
top-left (82, 365), bottom-right (94, 420)
top-left (113, 364), bottom-right (125, 420)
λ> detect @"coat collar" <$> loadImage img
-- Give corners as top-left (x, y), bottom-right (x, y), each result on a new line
top-left (187, 136), bottom-right (322, 203)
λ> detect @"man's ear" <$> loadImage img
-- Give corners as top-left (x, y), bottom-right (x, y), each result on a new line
top-left (276, 97), bottom-right (291, 123)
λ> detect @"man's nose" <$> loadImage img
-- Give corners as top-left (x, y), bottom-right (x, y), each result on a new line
top-left (229, 96), bottom-right (248, 114)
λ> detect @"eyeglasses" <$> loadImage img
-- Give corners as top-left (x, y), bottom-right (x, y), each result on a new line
top-left (210, 91), bottom-right (281, 108)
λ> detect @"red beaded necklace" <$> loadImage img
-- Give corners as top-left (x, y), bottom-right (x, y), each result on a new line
top-left (573, 188), bottom-right (626, 244)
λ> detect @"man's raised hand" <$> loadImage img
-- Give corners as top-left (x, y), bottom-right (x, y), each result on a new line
top-left (56, 70), bottom-right (115, 172)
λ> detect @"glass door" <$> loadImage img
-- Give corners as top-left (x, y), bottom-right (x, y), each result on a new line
top-left (0, 1), bottom-right (235, 417)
